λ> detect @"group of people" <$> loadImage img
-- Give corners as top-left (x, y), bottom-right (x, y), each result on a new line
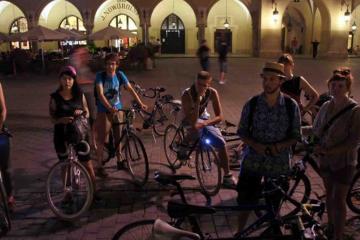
top-left (0, 45), bottom-right (358, 240)
top-left (188, 53), bottom-right (359, 240)
top-left (196, 38), bottom-right (228, 84)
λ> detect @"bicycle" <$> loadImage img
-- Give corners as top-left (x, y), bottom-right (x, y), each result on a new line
top-left (164, 122), bottom-right (221, 196)
top-left (0, 129), bottom-right (12, 236)
top-left (112, 172), bottom-right (327, 240)
top-left (217, 120), bottom-right (311, 218)
top-left (102, 109), bottom-right (149, 186)
top-left (46, 138), bottom-right (94, 221)
top-left (131, 80), bottom-right (181, 136)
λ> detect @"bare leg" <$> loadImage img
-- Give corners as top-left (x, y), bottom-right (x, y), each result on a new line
top-left (218, 147), bottom-right (231, 176)
top-left (95, 113), bottom-right (111, 168)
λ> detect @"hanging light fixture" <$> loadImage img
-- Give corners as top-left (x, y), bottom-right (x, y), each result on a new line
top-left (224, 0), bottom-right (229, 28)
top-left (272, 1), bottom-right (279, 22)
top-left (64, 1), bottom-right (70, 29)
top-left (171, 0), bottom-right (176, 28)
top-left (344, 4), bottom-right (351, 22)
top-left (352, 21), bottom-right (357, 31)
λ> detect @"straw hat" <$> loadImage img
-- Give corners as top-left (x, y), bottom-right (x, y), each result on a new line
top-left (261, 62), bottom-right (286, 79)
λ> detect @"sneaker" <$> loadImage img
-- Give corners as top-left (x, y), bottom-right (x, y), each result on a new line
top-left (222, 174), bottom-right (237, 189)
top-left (96, 167), bottom-right (108, 178)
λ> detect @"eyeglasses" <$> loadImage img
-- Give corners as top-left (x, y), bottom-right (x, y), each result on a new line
top-left (333, 69), bottom-right (351, 76)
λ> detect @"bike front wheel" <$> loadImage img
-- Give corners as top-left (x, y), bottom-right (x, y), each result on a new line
top-left (347, 170), bottom-right (360, 214)
top-left (46, 161), bottom-right (94, 220)
top-left (153, 102), bottom-right (181, 136)
top-left (123, 132), bottom-right (149, 187)
top-left (164, 124), bottom-right (184, 170)
top-left (112, 219), bottom-right (155, 240)
top-left (195, 146), bottom-right (222, 196)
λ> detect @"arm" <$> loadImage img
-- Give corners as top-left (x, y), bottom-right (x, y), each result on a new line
top-left (0, 83), bottom-right (7, 130)
top-left (202, 89), bottom-right (223, 127)
top-left (318, 108), bottom-right (360, 155)
top-left (300, 77), bottom-right (319, 114)
top-left (49, 97), bottom-right (73, 124)
top-left (96, 82), bottom-right (115, 113)
top-left (275, 102), bottom-right (302, 153)
top-left (181, 92), bottom-right (198, 128)
top-left (124, 83), bottom-right (147, 110)
top-left (237, 101), bottom-right (267, 155)
top-left (81, 94), bottom-right (90, 118)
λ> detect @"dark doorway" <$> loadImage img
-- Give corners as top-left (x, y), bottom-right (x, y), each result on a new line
top-left (214, 29), bottom-right (232, 53)
top-left (160, 14), bottom-right (185, 54)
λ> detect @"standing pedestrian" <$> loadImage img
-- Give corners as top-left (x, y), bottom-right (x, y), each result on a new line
top-left (311, 40), bottom-right (320, 59)
top-left (196, 40), bottom-right (210, 71)
top-left (312, 68), bottom-right (360, 240)
top-left (291, 37), bottom-right (298, 54)
top-left (218, 38), bottom-right (228, 84)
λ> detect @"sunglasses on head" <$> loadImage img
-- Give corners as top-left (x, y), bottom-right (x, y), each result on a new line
top-left (333, 69), bottom-right (350, 76)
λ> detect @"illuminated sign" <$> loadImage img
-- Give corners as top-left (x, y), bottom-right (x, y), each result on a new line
top-left (100, 0), bottom-right (138, 21)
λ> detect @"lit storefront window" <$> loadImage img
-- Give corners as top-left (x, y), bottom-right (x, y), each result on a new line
top-left (59, 15), bottom-right (87, 46)
top-left (9, 17), bottom-right (29, 49)
top-left (109, 14), bottom-right (138, 49)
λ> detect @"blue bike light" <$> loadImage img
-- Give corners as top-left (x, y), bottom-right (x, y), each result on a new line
top-left (204, 138), bottom-right (211, 145)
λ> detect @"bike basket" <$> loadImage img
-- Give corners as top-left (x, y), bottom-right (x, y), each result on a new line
top-left (160, 94), bottom-right (174, 103)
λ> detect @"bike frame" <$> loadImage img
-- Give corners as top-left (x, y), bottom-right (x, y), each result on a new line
top-left (169, 176), bottom-right (303, 239)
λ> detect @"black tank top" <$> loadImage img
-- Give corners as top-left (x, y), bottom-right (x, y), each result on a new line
top-left (281, 76), bottom-right (301, 104)
top-left (50, 90), bottom-right (84, 119)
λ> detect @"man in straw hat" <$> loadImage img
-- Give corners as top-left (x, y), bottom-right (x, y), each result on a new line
top-left (236, 62), bottom-right (301, 230)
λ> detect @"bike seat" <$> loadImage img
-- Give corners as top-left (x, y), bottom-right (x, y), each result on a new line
top-left (167, 200), bottom-right (216, 218)
top-left (154, 171), bottom-right (195, 186)
top-left (225, 120), bottom-right (236, 128)
top-left (152, 219), bottom-right (201, 240)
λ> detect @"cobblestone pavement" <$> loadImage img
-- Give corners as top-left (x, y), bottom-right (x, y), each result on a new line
top-left (1, 57), bottom-right (360, 239)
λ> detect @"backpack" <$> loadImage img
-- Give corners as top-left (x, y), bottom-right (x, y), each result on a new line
top-left (247, 95), bottom-right (295, 139)
top-left (94, 71), bottom-right (124, 104)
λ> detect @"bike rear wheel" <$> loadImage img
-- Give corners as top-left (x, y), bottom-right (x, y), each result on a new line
top-left (195, 146), bottom-right (221, 196)
top-left (123, 133), bottom-right (149, 186)
top-left (112, 219), bottom-right (155, 240)
top-left (46, 161), bottom-right (94, 220)
top-left (153, 102), bottom-right (181, 136)
top-left (164, 124), bottom-right (184, 170)
top-left (0, 172), bottom-right (10, 237)
top-left (347, 170), bottom-right (360, 214)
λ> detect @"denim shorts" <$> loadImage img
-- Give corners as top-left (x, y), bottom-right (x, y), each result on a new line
top-left (199, 125), bottom-right (226, 149)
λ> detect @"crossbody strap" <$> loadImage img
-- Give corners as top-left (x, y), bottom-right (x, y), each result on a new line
top-left (322, 103), bottom-right (357, 133)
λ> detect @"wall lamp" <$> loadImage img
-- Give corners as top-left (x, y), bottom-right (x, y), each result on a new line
top-left (342, 1), bottom-right (351, 22)
top-left (272, 0), bottom-right (279, 22)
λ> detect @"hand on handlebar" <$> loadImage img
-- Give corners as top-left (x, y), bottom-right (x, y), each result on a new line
top-left (141, 103), bottom-right (148, 111)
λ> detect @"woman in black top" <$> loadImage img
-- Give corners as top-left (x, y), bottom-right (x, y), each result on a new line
top-left (278, 53), bottom-right (319, 116)
top-left (49, 66), bottom-right (96, 195)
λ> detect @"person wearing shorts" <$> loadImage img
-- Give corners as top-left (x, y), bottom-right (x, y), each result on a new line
top-left (181, 71), bottom-right (236, 188)
top-left (313, 68), bottom-right (360, 240)
top-left (94, 53), bottom-right (147, 178)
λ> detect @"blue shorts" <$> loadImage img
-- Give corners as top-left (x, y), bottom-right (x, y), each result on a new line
top-left (199, 126), bottom-right (226, 149)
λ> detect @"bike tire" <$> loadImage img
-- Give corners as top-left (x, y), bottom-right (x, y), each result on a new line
top-left (123, 132), bottom-right (149, 187)
top-left (164, 124), bottom-right (184, 170)
top-left (0, 172), bottom-right (10, 237)
top-left (112, 219), bottom-right (155, 240)
top-left (346, 170), bottom-right (360, 214)
top-left (153, 102), bottom-right (181, 136)
top-left (46, 161), bottom-right (94, 221)
top-left (195, 145), bottom-right (222, 196)
top-left (281, 173), bottom-right (311, 217)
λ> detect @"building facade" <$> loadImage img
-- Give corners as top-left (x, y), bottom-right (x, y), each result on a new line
top-left (0, 0), bottom-right (360, 57)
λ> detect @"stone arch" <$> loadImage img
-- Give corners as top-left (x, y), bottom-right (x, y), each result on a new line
top-left (282, 1), bottom-right (311, 55)
top-left (38, 0), bottom-right (83, 30)
top-left (150, 0), bottom-right (197, 54)
top-left (206, 0), bottom-right (253, 55)
top-left (0, 1), bottom-right (26, 34)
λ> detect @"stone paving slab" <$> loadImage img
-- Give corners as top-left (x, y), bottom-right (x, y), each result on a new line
top-left (1, 57), bottom-right (360, 239)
